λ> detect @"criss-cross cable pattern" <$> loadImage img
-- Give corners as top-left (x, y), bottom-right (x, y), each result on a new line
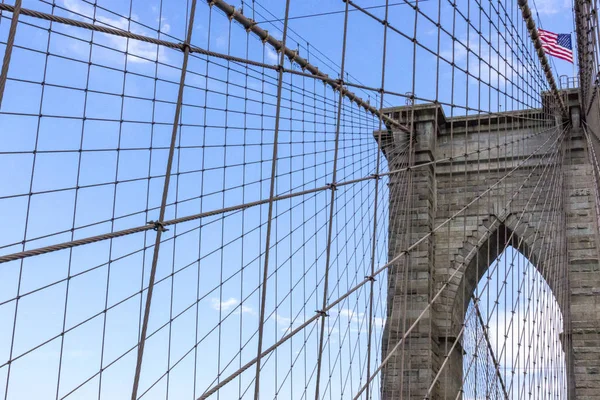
top-left (0, 0), bottom-right (597, 399)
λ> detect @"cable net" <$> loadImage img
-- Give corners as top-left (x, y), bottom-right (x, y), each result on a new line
top-left (0, 0), bottom-right (581, 399)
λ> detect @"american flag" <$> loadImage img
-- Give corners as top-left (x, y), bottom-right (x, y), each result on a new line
top-left (538, 29), bottom-right (573, 63)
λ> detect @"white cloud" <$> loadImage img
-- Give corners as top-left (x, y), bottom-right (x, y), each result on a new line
top-left (463, 287), bottom-right (566, 397)
top-left (215, 35), bottom-right (228, 51)
top-left (62, 0), bottom-right (169, 64)
top-left (211, 297), bottom-right (237, 312)
top-left (266, 47), bottom-right (279, 63)
top-left (160, 17), bottom-right (171, 34)
top-left (425, 27), bottom-right (438, 36)
top-left (210, 297), bottom-right (255, 315)
top-left (331, 308), bottom-right (385, 334)
top-left (274, 312), bottom-right (291, 326)
top-left (241, 304), bottom-right (254, 314)
top-left (532, 0), bottom-right (571, 15)
top-left (440, 36), bottom-right (526, 89)
top-left (275, 312), bottom-right (299, 333)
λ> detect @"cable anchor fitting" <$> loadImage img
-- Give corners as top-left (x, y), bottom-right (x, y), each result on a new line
top-left (227, 8), bottom-right (236, 21)
top-left (288, 49), bottom-right (299, 63)
top-left (245, 20), bottom-right (257, 32)
top-left (180, 42), bottom-right (191, 53)
top-left (261, 30), bottom-right (269, 43)
top-left (149, 220), bottom-right (169, 232)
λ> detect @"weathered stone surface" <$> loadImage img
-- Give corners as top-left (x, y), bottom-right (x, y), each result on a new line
top-left (377, 100), bottom-right (600, 399)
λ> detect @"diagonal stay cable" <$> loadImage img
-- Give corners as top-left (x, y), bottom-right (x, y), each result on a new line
top-left (251, 0), bottom-right (291, 398)
top-left (198, 123), bottom-right (565, 400)
top-left (351, 123), bottom-right (566, 400)
top-left (312, 0), bottom-right (351, 398)
top-left (0, 0), bottom-right (562, 121)
top-left (517, 0), bottom-right (567, 116)
top-left (365, 1), bottom-right (393, 399)
top-left (254, 1), bottom-right (425, 24)
top-left (404, 123), bottom-right (565, 399)
top-left (130, 0), bottom-right (198, 398)
top-left (473, 295), bottom-right (511, 399)
top-left (0, 0), bottom-right (21, 109)
top-left (0, 122), bottom-right (560, 265)
top-left (0, 2), bottom-right (407, 132)
top-left (206, 0), bottom-right (408, 132)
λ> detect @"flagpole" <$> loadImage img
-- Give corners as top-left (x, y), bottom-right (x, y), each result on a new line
top-left (572, 31), bottom-right (576, 80)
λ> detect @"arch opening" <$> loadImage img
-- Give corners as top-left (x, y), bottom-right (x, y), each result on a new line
top-left (460, 245), bottom-right (567, 399)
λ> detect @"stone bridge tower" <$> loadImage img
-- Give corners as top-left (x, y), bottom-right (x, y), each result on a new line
top-left (378, 90), bottom-right (600, 399)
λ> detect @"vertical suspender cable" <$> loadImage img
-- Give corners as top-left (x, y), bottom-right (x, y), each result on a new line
top-left (313, 1), bottom-right (350, 398)
top-left (130, 1), bottom-right (198, 398)
top-left (365, 1), bottom-right (391, 399)
top-left (0, 0), bottom-right (22, 109)
top-left (252, 1), bottom-right (291, 399)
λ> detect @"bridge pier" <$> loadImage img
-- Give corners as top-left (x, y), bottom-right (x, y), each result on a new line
top-left (378, 105), bottom-right (451, 399)
top-left (564, 116), bottom-right (600, 399)
top-left (378, 100), bottom-right (600, 399)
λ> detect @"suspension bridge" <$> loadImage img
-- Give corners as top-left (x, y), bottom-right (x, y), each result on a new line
top-left (0, 0), bottom-right (599, 398)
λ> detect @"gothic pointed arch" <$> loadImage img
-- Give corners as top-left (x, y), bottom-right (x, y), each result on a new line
top-left (439, 212), bottom-right (568, 338)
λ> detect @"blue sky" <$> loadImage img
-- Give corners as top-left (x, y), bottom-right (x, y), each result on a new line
top-left (463, 247), bottom-right (566, 399)
top-left (0, 1), bottom-right (388, 398)
top-left (0, 0), bottom-right (575, 398)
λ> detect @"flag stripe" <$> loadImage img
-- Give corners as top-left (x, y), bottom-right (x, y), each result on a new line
top-left (538, 29), bottom-right (573, 63)
top-left (542, 43), bottom-right (572, 57)
top-left (543, 47), bottom-right (573, 62)
top-left (542, 45), bottom-right (572, 59)
top-left (538, 29), bottom-right (558, 39)
top-left (544, 49), bottom-right (572, 61)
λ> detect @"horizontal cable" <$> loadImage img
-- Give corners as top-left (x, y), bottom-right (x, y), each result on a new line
top-left (517, 0), bottom-right (567, 115)
top-left (0, 121), bottom-right (561, 264)
top-left (199, 123), bottom-right (565, 400)
top-left (352, 123), bottom-right (566, 400)
top-left (0, 2), bottom-right (407, 132)
top-left (0, 10), bottom-right (551, 121)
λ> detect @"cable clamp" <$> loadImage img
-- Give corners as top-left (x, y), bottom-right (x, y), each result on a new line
top-left (315, 310), bottom-right (329, 317)
top-left (261, 31), bottom-right (269, 43)
top-left (180, 42), bottom-right (191, 53)
top-left (365, 275), bottom-right (376, 282)
top-left (371, 173), bottom-right (380, 180)
top-left (327, 182), bottom-right (337, 191)
top-left (245, 20), bottom-right (257, 32)
top-left (149, 220), bottom-right (169, 232)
